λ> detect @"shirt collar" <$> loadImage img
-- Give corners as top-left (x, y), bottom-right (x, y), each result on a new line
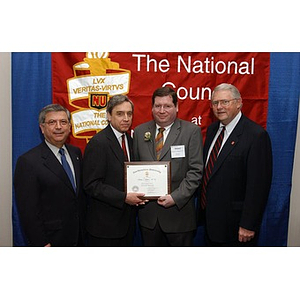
top-left (45, 139), bottom-right (65, 154)
top-left (220, 111), bottom-right (242, 134)
top-left (155, 122), bottom-right (174, 132)
top-left (110, 124), bottom-right (124, 140)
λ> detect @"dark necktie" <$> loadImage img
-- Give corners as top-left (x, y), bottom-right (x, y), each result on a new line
top-left (121, 134), bottom-right (129, 162)
top-left (59, 148), bottom-right (76, 191)
top-left (155, 127), bottom-right (165, 160)
top-left (200, 126), bottom-right (225, 209)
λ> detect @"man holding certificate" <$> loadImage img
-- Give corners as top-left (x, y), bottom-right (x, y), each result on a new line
top-left (83, 95), bottom-right (145, 246)
top-left (133, 87), bottom-right (204, 246)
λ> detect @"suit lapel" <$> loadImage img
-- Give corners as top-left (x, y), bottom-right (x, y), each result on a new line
top-left (126, 132), bottom-right (134, 161)
top-left (159, 119), bottom-right (181, 160)
top-left (66, 145), bottom-right (81, 195)
top-left (41, 142), bottom-right (75, 193)
top-left (204, 122), bottom-right (220, 163)
top-left (209, 116), bottom-right (244, 178)
top-left (105, 125), bottom-right (125, 165)
top-left (145, 121), bottom-right (157, 160)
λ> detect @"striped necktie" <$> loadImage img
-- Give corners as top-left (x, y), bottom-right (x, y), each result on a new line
top-left (155, 127), bottom-right (165, 160)
top-left (200, 126), bottom-right (225, 209)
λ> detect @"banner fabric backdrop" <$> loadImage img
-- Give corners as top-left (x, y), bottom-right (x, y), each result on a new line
top-left (12, 52), bottom-right (300, 246)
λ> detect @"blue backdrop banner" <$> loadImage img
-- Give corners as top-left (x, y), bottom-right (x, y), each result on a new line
top-left (12, 52), bottom-right (52, 246)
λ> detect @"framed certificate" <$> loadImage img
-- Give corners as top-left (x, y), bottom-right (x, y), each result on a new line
top-left (125, 161), bottom-right (171, 199)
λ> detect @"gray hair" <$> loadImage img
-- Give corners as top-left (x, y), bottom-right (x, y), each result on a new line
top-left (106, 94), bottom-right (134, 115)
top-left (212, 83), bottom-right (241, 100)
top-left (39, 104), bottom-right (71, 124)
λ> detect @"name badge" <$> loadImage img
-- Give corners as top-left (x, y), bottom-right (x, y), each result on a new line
top-left (171, 145), bottom-right (185, 158)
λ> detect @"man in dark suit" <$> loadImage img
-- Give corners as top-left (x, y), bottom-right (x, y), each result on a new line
top-left (133, 87), bottom-right (203, 246)
top-left (83, 94), bottom-right (145, 246)
top-left (14, 104), bottom-right (86, 246)
top-left (200, 83), bottom-right (273, 246)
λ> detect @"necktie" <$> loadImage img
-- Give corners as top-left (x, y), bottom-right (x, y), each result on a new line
top-left (59, 148), bottom-right (76, 191)
top-left (122, 134), bottom-right (129, 162)
top-left (155, 127), bottom-right (165, 160)
top-left (200, 126), bottom-right (225, 209)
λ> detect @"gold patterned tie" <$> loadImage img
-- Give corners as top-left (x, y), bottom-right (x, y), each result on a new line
top-left (155, 127), bottom-right (165, 160)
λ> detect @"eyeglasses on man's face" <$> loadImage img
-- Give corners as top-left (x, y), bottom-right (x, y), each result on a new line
top-left (43, 119), bottom-right (70, 126)
top-left (210, 98), bottom-right (237, 108)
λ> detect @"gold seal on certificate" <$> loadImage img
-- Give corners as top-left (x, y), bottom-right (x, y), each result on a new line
top-left (125, 162), bottom-right (171, 199)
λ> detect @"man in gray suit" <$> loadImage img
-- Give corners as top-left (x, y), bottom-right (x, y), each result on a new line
top-left (133, 87), bottom-right (203, 246)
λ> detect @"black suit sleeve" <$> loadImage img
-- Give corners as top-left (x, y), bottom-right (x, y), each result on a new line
top-left (83, 136), bottom-right (126, 209)
top-left (240, 129), bottom-right (273, 231)
top-left (14, 155), bottom-right (49, 246)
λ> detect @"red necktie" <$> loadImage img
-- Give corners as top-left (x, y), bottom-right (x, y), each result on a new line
top-left (200, 126), bottom-right (225, 209)
top-left (122, 134), bottom-right (129, 162)
top-left (155, 128), bottom-right (165, 160)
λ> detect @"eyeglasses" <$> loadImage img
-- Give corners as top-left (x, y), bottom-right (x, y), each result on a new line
top-left (210, 99), bottom-right (237, 108)
top-left (43, 119), bottom-right (70, 126)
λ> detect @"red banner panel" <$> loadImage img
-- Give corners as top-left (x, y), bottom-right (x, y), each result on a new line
top-left (52, 52), bottom-right (270, 152)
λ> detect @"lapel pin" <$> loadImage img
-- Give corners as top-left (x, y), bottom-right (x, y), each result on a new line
top-left (231, 141), bottom-right (235, 145)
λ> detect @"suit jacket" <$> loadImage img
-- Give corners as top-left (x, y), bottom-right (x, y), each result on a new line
top-left (83, 125), bottom-right (136, 239)
top-left (133, 118), bottom-right (203, 233)
top-left (14, 141), bottom-right (86, 246)
top-left (203, 114), bottom-right (273, 243)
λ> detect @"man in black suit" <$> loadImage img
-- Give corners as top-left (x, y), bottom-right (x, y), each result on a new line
top-left (14, 104), bottom-right (86, 246)
top-left (200, 83), bottom-right (273, 246)
top-left (83, 94), bottom-right (145, 246)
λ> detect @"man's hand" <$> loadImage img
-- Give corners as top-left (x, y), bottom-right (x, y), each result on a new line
top-left (157, 194), bottom-right (175, 208)
top-left (125, 193), bottom-right (147, 206)
top-left (238, 227), bottom-right (255, 243)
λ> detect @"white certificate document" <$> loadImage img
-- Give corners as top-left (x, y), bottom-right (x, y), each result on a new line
top-left (125, 162), bottom-right (171, 199)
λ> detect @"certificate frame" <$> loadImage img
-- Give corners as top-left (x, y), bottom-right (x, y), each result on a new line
top-left (124, 161), bottom-right (171, 199)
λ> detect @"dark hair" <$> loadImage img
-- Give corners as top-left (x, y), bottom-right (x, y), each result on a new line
top-left (152, 87), bottom-right (178, 106)
top-left (39, 104), bottom-right (71, 124)
top-left (106, 94), bottom-right (134, 115)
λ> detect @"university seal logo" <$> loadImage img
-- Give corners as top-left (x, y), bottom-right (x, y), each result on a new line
top-left (66, 52), bottom-right (131, 142)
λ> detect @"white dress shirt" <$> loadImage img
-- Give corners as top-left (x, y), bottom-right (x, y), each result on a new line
top-left (155, 122), bottom-right (173, 143)
top-left (45, 139), bottom-right (76, 183)
top-left (110, 124), bottom-right (130, 161)
top-left (206, 111), bottom-right (242, 166)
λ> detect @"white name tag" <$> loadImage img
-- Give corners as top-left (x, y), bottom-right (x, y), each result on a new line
top-left (171, 145), bottom-right (185, 158)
